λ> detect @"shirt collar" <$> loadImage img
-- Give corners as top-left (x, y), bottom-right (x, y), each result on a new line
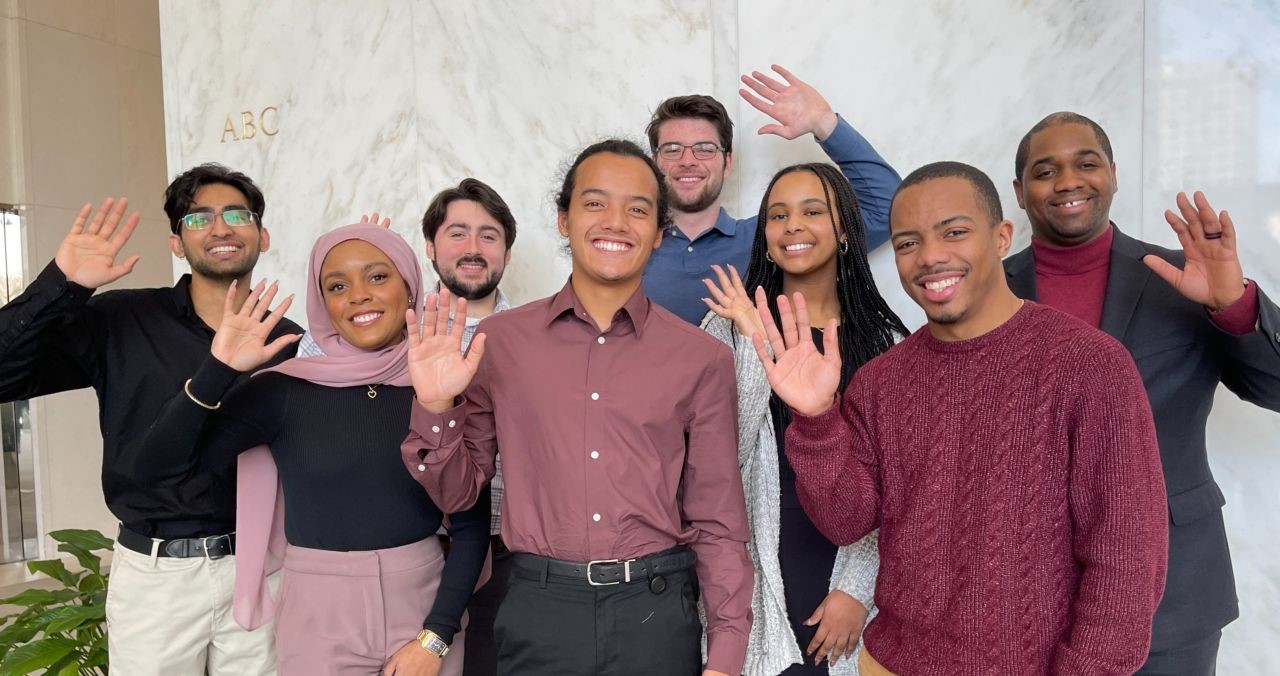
top-left (431, 282), bottom-right (510, 325)
top-left (170, 274), bottom-right (198, 320)
top-left (665, 207), bottom-right (739, 239)
top-left (545, 277), bottom-right (651, 337)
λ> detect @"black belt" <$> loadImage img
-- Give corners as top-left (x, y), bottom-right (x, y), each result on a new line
top-left (512, 546), bottom-right (695, 587)
top-left (117, 525), bottom-right (236, 559)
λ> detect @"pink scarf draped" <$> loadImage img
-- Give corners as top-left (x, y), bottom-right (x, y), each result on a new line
top-left (233, 224), bottom-right (423, 630)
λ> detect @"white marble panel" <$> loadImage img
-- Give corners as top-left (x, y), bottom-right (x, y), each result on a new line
top-left (1145, 2), bottom-right (1280, 673)
top-left (734, 0), bottom-right (1145, 331)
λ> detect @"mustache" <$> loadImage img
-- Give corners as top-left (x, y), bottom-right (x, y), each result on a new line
top-left (911, 266), bottom-right (968, 284)
top-left (453, 255), bottom-right (488, 269)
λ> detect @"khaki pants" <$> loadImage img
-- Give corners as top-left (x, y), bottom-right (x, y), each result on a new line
top-left (105, 542), bottom-right (276, 675)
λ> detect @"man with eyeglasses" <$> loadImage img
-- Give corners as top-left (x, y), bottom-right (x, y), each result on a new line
top-left (643, 64), bottom-right (901, 323)
top-left (0, 163), bottom-right (301, 674)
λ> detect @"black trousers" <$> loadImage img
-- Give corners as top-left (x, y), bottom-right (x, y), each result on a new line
top-left (1136, 630), bottom-right (1221, 676)
top-left (493, 555), bottom-right (702, 675)
top-left (462, 543), bottom-right (513, 676)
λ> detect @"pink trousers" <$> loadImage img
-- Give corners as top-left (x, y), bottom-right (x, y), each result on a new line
top-left (274, 537), bottom-right (465, 675)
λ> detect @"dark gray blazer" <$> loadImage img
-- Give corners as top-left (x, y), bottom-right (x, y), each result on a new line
top-left (1004, 226), bottom-right (1280, 650)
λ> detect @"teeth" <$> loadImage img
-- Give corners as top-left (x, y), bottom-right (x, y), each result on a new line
top-left (784, 243), bottom-right (814, 252)
top-left (677, 177), bottom-right (702, 183)
top-left (351, 312), bottom-right (382, 325)
top-left (594, 240), bottom-right (631, 252)
top-left (1058, 199), bottom-right (1085, 208)
top-left (924, 277), bottom-right (960, 291)
top-left (209, 246), bottom-right (239, 255)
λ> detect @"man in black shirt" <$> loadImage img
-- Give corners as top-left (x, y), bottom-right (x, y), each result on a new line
top-left (0, 164), bottom-right (301, 674)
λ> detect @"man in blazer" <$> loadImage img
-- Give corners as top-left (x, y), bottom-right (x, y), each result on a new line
top-left (1004, 111), bottom-right (1280, 674)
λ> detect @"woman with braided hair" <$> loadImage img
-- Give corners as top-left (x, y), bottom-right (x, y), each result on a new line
top-left (700, 162), bottom-right (907, 676)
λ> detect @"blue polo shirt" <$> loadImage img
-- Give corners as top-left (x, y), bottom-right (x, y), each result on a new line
top-left (643, 115), bottom-right (899, 324)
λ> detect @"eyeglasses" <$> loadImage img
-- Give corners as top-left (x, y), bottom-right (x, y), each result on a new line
top-left (656, 142), bottom-right (724, 161)
top-left (181, 208), bottom-right (259, 230)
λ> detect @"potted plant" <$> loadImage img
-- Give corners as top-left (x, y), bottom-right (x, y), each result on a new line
top-left (0, 529), bottom-right (112, 674)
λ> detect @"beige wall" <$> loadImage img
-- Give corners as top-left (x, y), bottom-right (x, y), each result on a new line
top-left (0, 0), bottom-right (171, 555)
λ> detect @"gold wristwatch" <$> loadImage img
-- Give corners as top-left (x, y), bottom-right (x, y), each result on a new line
top-left (416, 629), bottom-right (449, 658)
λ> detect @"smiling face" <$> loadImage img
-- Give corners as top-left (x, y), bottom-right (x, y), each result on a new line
top-left (763, 170), bottom-right (842, 282)
top-left (1014, 122), bottom-right (1118, 247)
top-left (425, 199), bottom-right (511, 301)
top-left (654, 118), bottom-right (732, 213)
top-left (319, 239), bottom-right (411, 351)
top-left (891, 176), bottom-right (1012, 330)
top-left (169, 183), bottom-right (269, 281)
top-left (557, 152), bottom-right (663, 288)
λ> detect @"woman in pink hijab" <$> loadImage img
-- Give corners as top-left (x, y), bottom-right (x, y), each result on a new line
top-left (130, 224), bottom-right (486, 675)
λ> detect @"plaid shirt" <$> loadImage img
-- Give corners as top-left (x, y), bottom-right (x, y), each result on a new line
top-left (297, 285), bottom-right (511, 534)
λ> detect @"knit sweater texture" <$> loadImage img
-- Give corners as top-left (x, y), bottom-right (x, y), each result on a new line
top-left (786, 301), bottom-right (1168, 675)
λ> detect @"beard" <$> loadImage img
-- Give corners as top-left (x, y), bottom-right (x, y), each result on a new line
top-left (667, 174), bottom-right (724, 213)
top-left (436, 256), bottom-right (503, 301)
top-left (184, 244), bottom-right (261, 282)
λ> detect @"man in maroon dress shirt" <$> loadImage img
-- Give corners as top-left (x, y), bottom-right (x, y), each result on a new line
top-left (400, 139), bottom-right (752, 676)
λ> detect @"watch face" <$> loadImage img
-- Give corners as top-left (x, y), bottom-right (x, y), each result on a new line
top-left (426, 635), bottom-right (449, 656)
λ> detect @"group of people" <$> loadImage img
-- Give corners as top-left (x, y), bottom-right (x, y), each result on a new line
top-left (0, 63), bottom-right (1276, 676)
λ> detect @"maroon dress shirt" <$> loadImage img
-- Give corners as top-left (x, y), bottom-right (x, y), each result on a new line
top-left (402, 280), bottom-right (753, 674)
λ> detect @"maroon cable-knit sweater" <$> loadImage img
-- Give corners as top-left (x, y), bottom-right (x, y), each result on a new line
top-left (786, 302), bottom-right (1168, 675)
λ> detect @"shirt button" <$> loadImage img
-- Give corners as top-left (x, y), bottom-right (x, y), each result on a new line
top-left (417, 464), bottom-right (426, 472)
top-left (590, 451), bottom-right (600, 459)
top-left (597, 336), bottom-right (606, 344)
top-left (592, 513), bottom-right (601, 522)
top-left (448, 420), bottom-right (457, 428)
top-left (686, 246), bottom-right (693, 253)
top-left (431, 425), bottom-right (440, 433)
top-left (591, 392), bottom-right (600, 401)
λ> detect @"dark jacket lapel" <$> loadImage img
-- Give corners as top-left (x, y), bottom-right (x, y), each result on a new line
top-left (1098, 226), bottom-right (1153, 341)
top-left (1004, 247), bottom-right (1039, 301)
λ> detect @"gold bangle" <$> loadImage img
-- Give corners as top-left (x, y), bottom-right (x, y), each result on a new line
top-left (183, 378), bottom-right (221, 410)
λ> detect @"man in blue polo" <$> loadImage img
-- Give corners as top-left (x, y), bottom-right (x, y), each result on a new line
top-left (643, 64), bottom-right (899, 323)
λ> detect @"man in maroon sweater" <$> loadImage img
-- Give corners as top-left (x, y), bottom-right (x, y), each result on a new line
top-left (751, 161), bottom-right (1168, 674)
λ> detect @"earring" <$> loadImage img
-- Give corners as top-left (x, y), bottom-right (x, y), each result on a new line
top-left (765, 251), bottom-right (774, 263)
top-left (839, 238), bottom-right (849, 255)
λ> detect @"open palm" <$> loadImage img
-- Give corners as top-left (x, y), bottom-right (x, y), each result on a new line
top-left (1143, 191), bottom-right (1246, 310)
top-left (55, 197), bottom-right (141, 289)
top-left (751, 288), bottom-right (841, 417)
top-left (210, 280), bottom-right (298, 372)
top-left (407, 290), bottom-right (486, 410)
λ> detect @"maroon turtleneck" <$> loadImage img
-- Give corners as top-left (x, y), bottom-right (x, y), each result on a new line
top-left (1030, 225), bottom-right (1259, 335)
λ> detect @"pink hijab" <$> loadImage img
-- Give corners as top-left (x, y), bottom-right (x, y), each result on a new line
top-left (233, 224), bottom-right (423, 630)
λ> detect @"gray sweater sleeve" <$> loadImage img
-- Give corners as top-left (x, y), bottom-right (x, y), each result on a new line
top-left (701, 313), bottom-right (773, 470)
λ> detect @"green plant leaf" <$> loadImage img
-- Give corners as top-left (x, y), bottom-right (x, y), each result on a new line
top-left (0, 636), bottom-right (78, 674)
top-left (25, 560), bottom-right (79, 588)
top-left (0, 588), bottom-right (78, 607)
top-left (55, 544), bottom-right (100, 577)
top-left (48, 530), bottom-right (113, 552)
top-left (47, 650), bottom-right (80, 676)
top-left (41, 605), bottom-right (104, 633)
top-left (77, 575), bottom-right (105, 594)
top-left (54, 659), bottom-right (81, 676)
top-left (0, 621), bottom-right (39, 649)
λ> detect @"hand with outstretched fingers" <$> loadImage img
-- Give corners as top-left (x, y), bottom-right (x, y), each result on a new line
top-left (209, 279), bottom-right (300, 372)
top-left (702, 264), bottom-right (764, 338)
top-left (750, 288), bottom-right (841, 417)
top-left (1143, 191), bottom-right (1247, 311)
top-left (407, 288), bottom-right (486, 413)
top-left (739, 64), bottom-right (839, 141)
top-left (55, 197), bottom-right (142, 289)
top-left (359, 212), bottom-right (392, 229)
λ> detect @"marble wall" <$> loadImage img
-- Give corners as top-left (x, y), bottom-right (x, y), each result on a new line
top-left (160, 1), bottom-right (1279, 671)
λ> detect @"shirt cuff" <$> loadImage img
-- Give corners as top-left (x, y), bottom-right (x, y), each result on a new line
top-left (34, 259), bottom-right (94, 305)
top-left (408, 397), bottom-right (467, 462)
top-left (786, 394), bottom-right (843, 440)
top-left (705, 631), bottom-right (749, 676)
top-left (185, 356), bottom-right (242, 407)
top-left (1208, 280), bottom-right (1259, 336)
top-left (815, 113), bottom-right (858, 151)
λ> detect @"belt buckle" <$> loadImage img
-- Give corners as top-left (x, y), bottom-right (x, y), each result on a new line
top-left (202, 534), bottom-right (232, 561)
top-left (586, 558), bottom-right (628, 586)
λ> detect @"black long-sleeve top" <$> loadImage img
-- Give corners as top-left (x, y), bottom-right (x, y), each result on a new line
top-left (128, 356), bottom-right (488, 643)
top-left (0, 261), bottom-right (301, 539)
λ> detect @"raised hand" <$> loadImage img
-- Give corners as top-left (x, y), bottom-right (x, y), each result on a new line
top-left (55, 197), bottom-right (141, 289)
top-left (210, 280), bottom-right (299, 372)
top-left (1143, 191), bottom-right (1246, 311)
top-left (359, 212), bottom-right (392, 229)
top-left (739, 64), bottom-right (839, 141)
top-left (407, 289), bottom-right (486, 412)
top-left (702, 264), bottom-right (764, 337)
top-left (751, 288), bottom-right (841, 417)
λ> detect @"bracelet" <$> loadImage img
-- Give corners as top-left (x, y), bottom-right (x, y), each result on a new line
top-left (183, 378), bottom-right (221, 410)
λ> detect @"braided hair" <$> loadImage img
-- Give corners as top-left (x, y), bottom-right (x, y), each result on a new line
top-left (743, 163), bottom-right (908, 394)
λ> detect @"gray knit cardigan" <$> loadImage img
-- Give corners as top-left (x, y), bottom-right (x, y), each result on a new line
top-left (703, 314), bottom-right (879, 676)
